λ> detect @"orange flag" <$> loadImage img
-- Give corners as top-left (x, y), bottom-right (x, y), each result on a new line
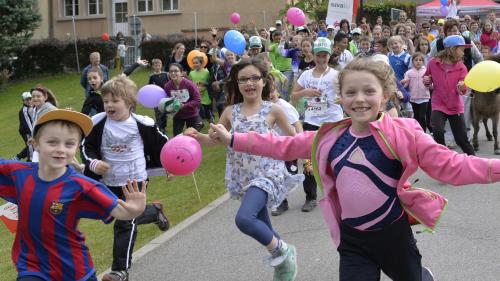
top-left (0, 202), bottom-right (18, 234)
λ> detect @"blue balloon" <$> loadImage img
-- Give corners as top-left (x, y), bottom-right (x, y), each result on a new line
top-left (440, 5), bottom-right (449, 17)
top-left (440, 0), bottom-right (448, 6)
top-left (223, 30), bottom-right (246, 56)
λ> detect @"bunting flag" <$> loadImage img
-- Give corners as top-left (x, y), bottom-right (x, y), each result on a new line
top-left (0, 202), bottom-right (18, 233)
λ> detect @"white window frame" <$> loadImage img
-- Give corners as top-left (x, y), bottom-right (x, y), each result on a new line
top-left (88, 0), bottom-right (103, 15)
top-left (63, 0), bottom-right (79, 17)
top-left (161, 0), bottom-right (179, 11)
top-left (137, 0), bottom-right (153, 13)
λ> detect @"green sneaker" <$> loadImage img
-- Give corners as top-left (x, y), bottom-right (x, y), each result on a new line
top-left (273, 244), bottom-right (297, 281)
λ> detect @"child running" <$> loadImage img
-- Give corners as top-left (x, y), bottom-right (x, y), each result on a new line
top-left (209, 56), bottom-right (500, 281)
top-left (185, 58), bottom-right (303, 281)
top-left (81, 67), bottom-right (105, 116)
top-left (12, 92), bottom-right (34, 161)
top-left (189, 56), bottom-right (213, 124)
top-left (423, 35), bottom-right (475, 155)
top-left (81, 75), bottom-right (170, 281)
top-left (0, 109), bottom-right (147, 281)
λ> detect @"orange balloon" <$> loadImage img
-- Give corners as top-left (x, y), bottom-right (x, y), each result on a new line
top-left (102, 33), bottom-right (110, 41)
top-left (187, 50), bottom-right (208, 70)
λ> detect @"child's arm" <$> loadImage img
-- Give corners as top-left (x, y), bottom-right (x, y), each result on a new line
top-left (209, 123), bottom-right (315, 161)
top-left (110, 180), bottom-right (147, 220)
top-left (291, 83), bottom-right (321, 105)
top-left (270, 104), bottom-right (296, 136)
top-left (0, 160), bottom-right (18, 203)
top-left (185, 106), bottom-right (232, 147)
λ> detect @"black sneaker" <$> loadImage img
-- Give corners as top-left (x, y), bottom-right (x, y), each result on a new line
top-left (422, 266), bottom-right (435, 281)
top-left (271, 200), bottom-right (289, 216)
top-left (153, 202), bottom-right (170, 231)
top-left (102, 270), bottom-right (128, 281)
top-left (301, 199), bottom-right (317, 212)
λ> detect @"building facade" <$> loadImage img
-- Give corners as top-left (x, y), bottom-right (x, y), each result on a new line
top-left (33, 0), bottom-right (288, 40)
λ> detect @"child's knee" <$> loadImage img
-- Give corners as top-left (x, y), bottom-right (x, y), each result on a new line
top-left (235, 212), bottom-right (254, 233)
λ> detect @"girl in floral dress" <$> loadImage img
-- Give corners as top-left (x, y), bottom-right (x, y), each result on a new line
top-left (185, 58), bottom-right (303, 281)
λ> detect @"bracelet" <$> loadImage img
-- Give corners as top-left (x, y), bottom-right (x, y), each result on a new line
top-left (230, 134), bottom-right (234, 148)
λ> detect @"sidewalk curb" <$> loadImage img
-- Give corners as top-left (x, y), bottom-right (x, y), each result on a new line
top-left (98, 193), bottom-right (230, 280)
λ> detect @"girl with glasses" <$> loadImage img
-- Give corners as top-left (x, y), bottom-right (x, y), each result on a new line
top-left (185, 58), bottom-right (302, 281)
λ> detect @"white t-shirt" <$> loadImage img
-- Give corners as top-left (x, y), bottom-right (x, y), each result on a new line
top-left (297, 67), bottom-right (343, 126)
top-left (101, 116), bottom-right (147, 186)
top-left (117, 44), bottom-right (127, 57)
top-left (273, 98), bottom-right (300, 136)
top-left (338, 49), bottom-right (354, 69)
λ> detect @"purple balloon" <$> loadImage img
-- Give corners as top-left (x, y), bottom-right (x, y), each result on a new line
top-left (440, 5), bottom-right (449, 17)
top-left (137, 85), bottom-right (166, 108)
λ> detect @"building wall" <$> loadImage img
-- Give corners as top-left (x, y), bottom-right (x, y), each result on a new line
top-left (36, 0), bottom-right (288, 40)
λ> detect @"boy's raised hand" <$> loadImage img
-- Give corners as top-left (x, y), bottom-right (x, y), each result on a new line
top-left (118, 180), bottom-right (147, 218)
top-left (209, 123), bottom-right (232, 146)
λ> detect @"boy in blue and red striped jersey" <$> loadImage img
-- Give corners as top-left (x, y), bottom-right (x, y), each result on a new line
top-left (0, 109), bottom-right (147, 281)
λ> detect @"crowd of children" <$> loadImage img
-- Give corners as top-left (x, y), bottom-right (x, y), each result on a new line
top-left (4, 7), bottom-right (500, 281)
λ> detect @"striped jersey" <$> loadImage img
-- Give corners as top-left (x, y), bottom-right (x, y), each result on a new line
top-left (0, 160), bottom-right (118, 281)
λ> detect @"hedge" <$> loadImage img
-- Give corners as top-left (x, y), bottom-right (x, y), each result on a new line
top-left (140, 34), bottom-right (209, 66)
top-left (11, 37), bottom-right (118, 79)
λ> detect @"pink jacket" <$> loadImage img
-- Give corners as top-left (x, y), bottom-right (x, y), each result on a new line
top-left (233, 114), bottom-right (500, 247)
top-left (424, 58), bottom-right (467, 115)
top-left (404, 67), bottom-right (430, 101)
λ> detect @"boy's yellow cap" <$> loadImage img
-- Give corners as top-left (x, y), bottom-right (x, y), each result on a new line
top-left (34, 109), bottom-right (93, 137)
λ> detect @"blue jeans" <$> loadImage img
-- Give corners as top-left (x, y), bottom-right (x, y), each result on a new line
top-left (235, 186), bottom-right (280, 246)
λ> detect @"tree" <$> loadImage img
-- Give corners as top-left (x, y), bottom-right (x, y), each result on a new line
top-left (280, 0), bottom-right (329, 22)
top-left (0, 0), bottom-right (41, 67)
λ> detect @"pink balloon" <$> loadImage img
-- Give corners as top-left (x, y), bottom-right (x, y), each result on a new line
top-left (286, 7), bottom-right (305, 26)
top-left (160, 136), bottom-right (202, 176)
top-left (137, 85), bottom-right (166, 108)
top-left (230, 12), bottom-right (240, 24)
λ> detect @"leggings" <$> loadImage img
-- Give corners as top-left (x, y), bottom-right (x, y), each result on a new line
top-left (235, 186), bottom-right (280, 246)
top-left (410, 102), bottom-right (428, 132)
top-left (431, 110), bottom-right (475, 155)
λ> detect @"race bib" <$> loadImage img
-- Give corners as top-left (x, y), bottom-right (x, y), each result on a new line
top-left (0, 202), bottom-right (18, 233)
top-left (305, 99), bottom-right (328, 118)
top-left (172, 89), bottom-right (190, 103)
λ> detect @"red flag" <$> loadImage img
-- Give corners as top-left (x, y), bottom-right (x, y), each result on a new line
top-left (0, 203), bottom-right (18, 234)
top-left (353, 0), bottom-right (360, 21)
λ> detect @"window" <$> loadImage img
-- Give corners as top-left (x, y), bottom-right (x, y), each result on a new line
top-left (137, 0), bottom-right (153, 12)
top-left (115, 2), bottom-right (128, 23)
top-left (162, 0), bottom-right (179, 11)
top-left (88, 0), bottom-right (103, 15)
top-left (64, 0), bottom-right (79, 16)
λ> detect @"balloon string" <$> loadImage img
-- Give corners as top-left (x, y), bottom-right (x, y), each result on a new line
top-left (192, 172), bottom-right (201, 203)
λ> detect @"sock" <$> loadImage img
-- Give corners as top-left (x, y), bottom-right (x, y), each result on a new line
top-left (269, 240), bottom-right (287, 258)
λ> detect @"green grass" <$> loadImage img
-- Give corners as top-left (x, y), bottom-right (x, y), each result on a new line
top-left (0, 69), bottom-right (227, 281)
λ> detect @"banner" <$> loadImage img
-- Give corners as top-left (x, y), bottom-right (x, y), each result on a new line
top-left (326, 0), bottom-right (357, 26)
top-left (0, 202), bottom-right (18, 233)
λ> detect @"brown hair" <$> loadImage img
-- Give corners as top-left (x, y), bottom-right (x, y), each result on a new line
top-left (436, 47), bottom-right (463, 63)
top-left (100, 74), bottom-right (137, 108)
top-left (443, 19), bottom-right (460, 36)
top-left (151, 58), bottom-right (162, 65)
top-left (33, 120), bottom-right (83, 141)
top-left (411, 52), bottom-right (426, 64)
top-left (87, 67), bottom-right (103, 79)
top-left (31, 86), bottom-right (58, 107)
top-left (224, 58), bottom-right (272, 106)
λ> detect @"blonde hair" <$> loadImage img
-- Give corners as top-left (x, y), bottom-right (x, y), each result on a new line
top-left (436, 47), bottom-right (463, 63)
top-left (387, 35), bottom-right (405, 46)
top-left (171, 43), bottom-right (185, 55)
top-left (337, 57), bottom-right (398, 99)
top-left (101, 74), bottom-right (137, 108)
top-left (151, 58), bottom-right (162, 65)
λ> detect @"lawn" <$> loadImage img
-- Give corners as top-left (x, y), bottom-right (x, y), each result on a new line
top-left (0, 68), bottom-right (228, 281)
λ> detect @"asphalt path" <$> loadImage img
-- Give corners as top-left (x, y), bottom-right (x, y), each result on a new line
top-left (118, 131), bottom-right (500, 281)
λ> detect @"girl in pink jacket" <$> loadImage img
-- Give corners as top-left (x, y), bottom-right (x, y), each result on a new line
top-left (209, 57), bottom-right (500, 281)
top-left (423, 35), bottom-right (475, 155)
top-left (401, 52), bottom-right (431, 132)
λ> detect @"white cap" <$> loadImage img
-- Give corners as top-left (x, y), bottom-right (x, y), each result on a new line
top-left (269, 27), bottom-right (277, 32)
top-left (275, 20), bottom-right (282, 25)
top-left (352, 28), bottom-right (362, 35)
top-left (21, 92), bottom-right (32, 100)
top-left (327, 24), bottom-right (334, 30)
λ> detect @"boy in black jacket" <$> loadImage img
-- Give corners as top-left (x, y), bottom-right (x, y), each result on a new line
top-left (13, 92), bottom-right (34, 161)
top-left (81, 75), bottom-right (169, 281)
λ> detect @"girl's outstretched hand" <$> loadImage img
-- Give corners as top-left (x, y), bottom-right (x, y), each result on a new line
top-left (209, 123), bottom-right (232, 146)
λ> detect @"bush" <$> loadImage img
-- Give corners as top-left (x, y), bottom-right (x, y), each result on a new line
top-left (140, 35), bottom-right (204, 66)
top-left (359, 1), bottom-right (416, 27)
top-left (12, 38), bottom-right (117, 79)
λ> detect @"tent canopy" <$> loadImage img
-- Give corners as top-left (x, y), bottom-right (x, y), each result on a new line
top-left (417, 0), bottom-right (500, 17)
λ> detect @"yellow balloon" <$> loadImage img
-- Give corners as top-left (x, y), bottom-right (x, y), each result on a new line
top-left (464, 60), bottom-right (500, 93)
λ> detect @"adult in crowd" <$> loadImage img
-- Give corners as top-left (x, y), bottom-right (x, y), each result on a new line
top-left (164, 43), bottom-right (189, 75)
top-left (80, 52), bottom-right (109, 97)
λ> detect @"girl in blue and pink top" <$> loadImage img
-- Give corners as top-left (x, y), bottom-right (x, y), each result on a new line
top-left (423, 35), bottom-right (475, 155)
top-left (209, 56), bottom-right (500, 280)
